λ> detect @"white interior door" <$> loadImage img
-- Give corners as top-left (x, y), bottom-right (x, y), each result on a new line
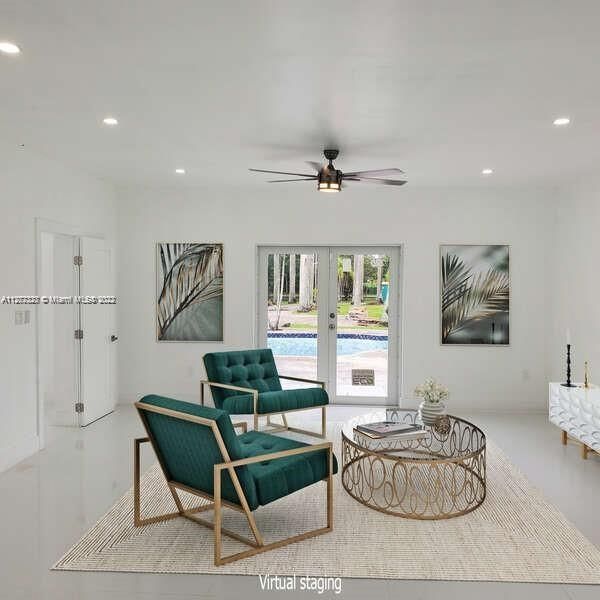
top-left (39, 232), bottom-right (79, 432)
top-left (78, 236), bottom-right (116, 426)
top-left (257, 246), bottom-right (400, 405)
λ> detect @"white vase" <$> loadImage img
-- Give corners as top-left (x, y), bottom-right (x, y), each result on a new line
top-left (419, 400), bottom-right (446, 426)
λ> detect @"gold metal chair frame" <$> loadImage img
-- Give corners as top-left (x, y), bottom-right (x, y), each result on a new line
top-left (200, 375), bottom-right (327, 439)
top-left (134, 402), bottom-right (333, 566)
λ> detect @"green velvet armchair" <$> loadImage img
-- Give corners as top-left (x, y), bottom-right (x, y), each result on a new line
top-left (201, 348), bottom-right (328, 438)
top-left (134, 394), bottom-right (336, 566)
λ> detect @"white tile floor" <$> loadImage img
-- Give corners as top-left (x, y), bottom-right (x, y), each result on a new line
top-left (0, 404), bottom-right (598, 600)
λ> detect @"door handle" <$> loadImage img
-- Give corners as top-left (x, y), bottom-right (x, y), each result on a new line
top-left (329, 312), bottom-right (336, 319)
top-left (110, 335), bottom-right (118, 342)
top-left (329, 323), bottom-right (336, 330)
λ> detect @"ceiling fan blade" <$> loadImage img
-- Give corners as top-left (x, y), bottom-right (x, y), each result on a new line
top-left (342, 168), bottom-right (404, 178)
top-left (306, 161), bottom-right (323, 172)
top-left (351, 177), bottom-right (407, 186)
top-left (267, 177), bottom-right (318, 183)
top-left (249, 168), bottom-right (316, 177)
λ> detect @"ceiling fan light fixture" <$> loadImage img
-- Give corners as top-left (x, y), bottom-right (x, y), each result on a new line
top-left (318, 169), bottom-right (342, 192)
top-left (318, 184), bottom-right (340, 192)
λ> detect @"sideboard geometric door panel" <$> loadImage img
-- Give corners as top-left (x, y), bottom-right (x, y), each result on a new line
top-left (549, 382), bottom-right (600, 458)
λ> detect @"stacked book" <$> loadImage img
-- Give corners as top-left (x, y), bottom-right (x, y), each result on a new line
top-left (354, 420), bottom-right (428, 441)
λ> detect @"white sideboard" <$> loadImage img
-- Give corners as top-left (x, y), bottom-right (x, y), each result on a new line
top-left (549, 382), bottom-right (600, 458)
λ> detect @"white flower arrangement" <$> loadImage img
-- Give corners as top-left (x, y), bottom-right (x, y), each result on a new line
top-left (414, 378), bottom-right (449, 404)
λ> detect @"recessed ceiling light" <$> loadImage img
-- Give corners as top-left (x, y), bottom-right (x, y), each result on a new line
top-left (102, 117), bottom-right (118, 126)
top-left (0, 41), bottom-right (21, 55)
top-left (175, 168), bottom-right (186, 174)
top-left (481, 168), bottom-right (493, 175)
top-left (553, 117), bottom-right (570, 126)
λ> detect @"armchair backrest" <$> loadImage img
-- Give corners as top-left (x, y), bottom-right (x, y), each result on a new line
top-left (203, 349), bottom-right (282, 409)
top-left (136, 395), bottom-right (258, 510)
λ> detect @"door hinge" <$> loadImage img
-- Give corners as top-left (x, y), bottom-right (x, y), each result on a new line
top-left (75, 402), bottom-right (84, 413)
top-left (73, 255), bottom-right (83, 266)
top-left (74, 329), bottom-right (84, 340)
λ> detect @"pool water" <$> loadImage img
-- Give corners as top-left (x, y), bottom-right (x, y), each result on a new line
top-left (267, 333), bottom-right (388, 357)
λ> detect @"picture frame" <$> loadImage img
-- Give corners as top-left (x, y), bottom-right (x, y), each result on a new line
top-left (156, 242), bottom-right (224, 342)
top-left (439, 244), bottom-right (510, 346)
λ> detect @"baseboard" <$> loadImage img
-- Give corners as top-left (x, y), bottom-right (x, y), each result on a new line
top-left (0, 434), bottom-right (40, 473)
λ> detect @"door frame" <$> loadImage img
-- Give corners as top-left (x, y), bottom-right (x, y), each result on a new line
top-left (35, 218), bottom-right (110, 448)
top-left (256, 244), bottom-right (403, 406)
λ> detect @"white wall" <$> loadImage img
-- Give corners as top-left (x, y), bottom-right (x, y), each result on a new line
top-left (0, 144), bottom-right (117, 471)
top-left (117, 183), bottom-right (553, 413)
top-left (550, 176), bottom-right (600, 384)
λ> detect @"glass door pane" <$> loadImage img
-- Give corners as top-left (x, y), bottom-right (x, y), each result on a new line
top-left (265, 252), bottom-right (320, 386)
top-left (333, 251), bottom-right (391, 399)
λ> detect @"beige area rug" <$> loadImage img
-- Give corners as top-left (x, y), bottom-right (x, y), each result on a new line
top-left (53, 440), bottom-right (600, 583)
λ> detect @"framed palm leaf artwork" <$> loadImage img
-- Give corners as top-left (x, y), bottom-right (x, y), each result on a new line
top-left (440, 244), bottom-right (509, 345)
top-left (156, 243), bottom-right (223, 342)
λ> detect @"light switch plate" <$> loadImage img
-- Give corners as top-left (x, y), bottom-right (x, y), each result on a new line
top-left (14, 310), bottom-right (31, 326)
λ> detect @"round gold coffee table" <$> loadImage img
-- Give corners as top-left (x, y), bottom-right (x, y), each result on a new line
top-left (341, 409), bottom-right (486, 520)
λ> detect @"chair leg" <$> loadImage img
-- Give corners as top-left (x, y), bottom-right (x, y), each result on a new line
top-left (285, 406), bottom-right (327, 439)
top-left (213, 465), bottom-right (222, 565)
top-left (327, 444), bottom-right (333, 529)
top-left (253, 407), bottom-right (327, 438)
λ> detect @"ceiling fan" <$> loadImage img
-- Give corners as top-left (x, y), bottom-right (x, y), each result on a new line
top-left (249, 149), bottom-right (406, 192)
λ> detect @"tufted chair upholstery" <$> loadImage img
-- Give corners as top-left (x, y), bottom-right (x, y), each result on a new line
top-left (239, 430), bottom-right (338, 505)
top-left (203, 349), bottom-right (282, 409)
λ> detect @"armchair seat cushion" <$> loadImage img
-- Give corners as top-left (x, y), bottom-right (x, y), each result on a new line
top-left (237, 431), bottom-right (338, 506)
top-left (222, 387), bottom-right (329, 415)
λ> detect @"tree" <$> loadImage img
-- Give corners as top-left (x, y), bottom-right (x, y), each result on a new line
top-left (337, 255), bottom-right (353, 301)
top-left (288, 254), bottom-right (296, 303)
top-left (352, 254), bottom-right (364, 307)
top-left (273, 253), bottom-right (280, 304)
top-left (269, 254), bottom-right (287, 330)
top-left (298, 254), bottom-right (314, 311)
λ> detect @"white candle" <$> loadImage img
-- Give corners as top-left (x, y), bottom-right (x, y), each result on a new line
top-left (566, 328), bottom-right (571, 345)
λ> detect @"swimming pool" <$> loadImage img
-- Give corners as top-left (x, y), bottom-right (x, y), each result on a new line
top-left (267, 332), bottom-right (388, 357)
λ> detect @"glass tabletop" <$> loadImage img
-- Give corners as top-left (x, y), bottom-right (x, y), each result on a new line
top-left (342, 408), bottom-right (485, 461)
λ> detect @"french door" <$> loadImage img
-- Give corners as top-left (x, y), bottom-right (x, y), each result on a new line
top-left (257, 246), bottom-right (400, 405)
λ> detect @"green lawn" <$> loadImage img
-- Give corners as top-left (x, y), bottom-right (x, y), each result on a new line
top-left (297, 301), bottom-right (385, 320)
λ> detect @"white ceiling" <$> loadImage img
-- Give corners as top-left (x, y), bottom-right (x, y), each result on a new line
top-left (1, 0), bottom-right (600, 189)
